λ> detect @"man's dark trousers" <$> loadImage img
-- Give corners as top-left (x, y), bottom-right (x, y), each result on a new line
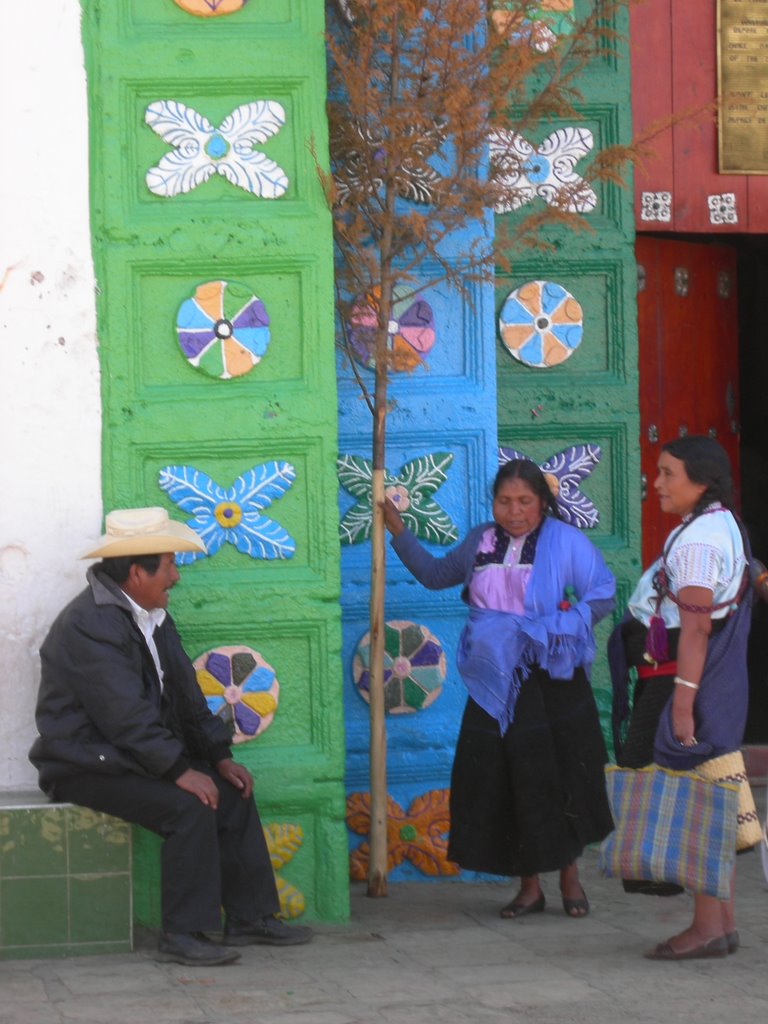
top-left (53, 766), bottom-right (280, 933)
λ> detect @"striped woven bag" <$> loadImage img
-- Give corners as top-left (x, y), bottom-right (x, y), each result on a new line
top-left (599, 764), bottom-right (739, 899)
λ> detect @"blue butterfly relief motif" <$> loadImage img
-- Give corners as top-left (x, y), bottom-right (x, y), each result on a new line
top-left (158, 462), bottom-right (296, 563)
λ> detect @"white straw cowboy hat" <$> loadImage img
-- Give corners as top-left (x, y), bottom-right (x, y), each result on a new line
top-left (81, 507), bottom-right (206, 559)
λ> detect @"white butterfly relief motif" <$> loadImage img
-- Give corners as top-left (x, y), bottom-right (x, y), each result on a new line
top-left (490, 126), bottom-right (597, 215)
top-left (144, 100), bottom-right (289, 198)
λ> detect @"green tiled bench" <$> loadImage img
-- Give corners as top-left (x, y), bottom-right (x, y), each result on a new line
top-left (0, 791), bottom-right (132, 959)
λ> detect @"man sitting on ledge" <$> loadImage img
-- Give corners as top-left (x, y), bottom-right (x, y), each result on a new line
top-left (29, 507), bottom-right (312, 967)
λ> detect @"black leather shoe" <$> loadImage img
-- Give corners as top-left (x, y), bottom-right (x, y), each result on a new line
top-left (223, 915), bottom-right (313, 946)
top-left (157, 931), bottom-right (241, 966)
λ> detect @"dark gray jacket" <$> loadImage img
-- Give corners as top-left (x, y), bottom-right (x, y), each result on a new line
top-left (29, 567), bottom-right (231, 795)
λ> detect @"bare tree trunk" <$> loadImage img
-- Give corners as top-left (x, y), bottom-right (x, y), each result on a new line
top-left (366, 6), bottom-right (402, 899)
top-left (367, 260), bottom-right (394, 897)
top-left (367, 488), bottom-right (387, 893)
top-left (366, 293), bottom-right (393, 896)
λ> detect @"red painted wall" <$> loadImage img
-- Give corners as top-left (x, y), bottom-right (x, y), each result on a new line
top-left (632, 0), bottom-right (768, 233)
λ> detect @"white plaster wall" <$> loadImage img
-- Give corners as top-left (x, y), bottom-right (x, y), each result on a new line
top-left (0, 4), bottom-right (101, 789)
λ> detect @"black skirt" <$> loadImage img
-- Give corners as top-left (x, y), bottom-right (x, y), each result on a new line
top-left (616, 675), bottom-right (676, 769)
top-left (447, 667), bottom-right (614, 877)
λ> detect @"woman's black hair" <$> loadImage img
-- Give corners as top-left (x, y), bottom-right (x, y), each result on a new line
top-left (661, 435), bottom-right (735, 514)
top-left (98, 554), bottom-right (162, 584)
top-left (492, 459), bottom-right (560, 519)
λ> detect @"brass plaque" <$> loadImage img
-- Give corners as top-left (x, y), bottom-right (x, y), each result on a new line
top-left (718, 0), bottom-right (768, 173)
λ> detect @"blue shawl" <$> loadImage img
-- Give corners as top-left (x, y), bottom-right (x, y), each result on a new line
top-left (391, 516), bottom-right (616, 734)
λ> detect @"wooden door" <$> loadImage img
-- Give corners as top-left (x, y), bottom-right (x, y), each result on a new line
top-left (82, 0), bottom-right (349, 924)
top-left (636, 237), bottom-right (740, 566)
top-left (631, 0), bottom-right (768, 234)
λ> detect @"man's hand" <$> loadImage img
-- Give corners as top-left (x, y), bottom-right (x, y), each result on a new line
top-left (216, 758), bottom-right (253, 799)
top-left (175, 768), bottom-right (220, 808)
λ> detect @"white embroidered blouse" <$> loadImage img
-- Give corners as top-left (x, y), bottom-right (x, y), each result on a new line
top-left (628, 504), bottom-right (747, 628)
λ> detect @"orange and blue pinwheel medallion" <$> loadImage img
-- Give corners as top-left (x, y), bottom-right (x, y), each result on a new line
top-left (491, 1), bottom-right (576, 53)
top-left (194, 645), bottom-right (279, 743)
top-left (176, 280), bottom-right (270, 379)
top-left (173, 0), bottom-right (248, 14)
top-left (499, 280), bottom-right (583, 368)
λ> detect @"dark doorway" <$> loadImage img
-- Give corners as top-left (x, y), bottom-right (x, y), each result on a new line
top-left (737, 237), bottom-right (768, 743)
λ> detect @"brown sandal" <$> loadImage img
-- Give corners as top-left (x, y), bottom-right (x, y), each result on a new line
top-left (644, 935), bottom-right (727, 960)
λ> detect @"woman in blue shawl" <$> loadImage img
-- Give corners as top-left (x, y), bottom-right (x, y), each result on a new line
top-left (382, 459), bottom-right (616, 920)
top-left (608, 436), bottom-right (752, 960)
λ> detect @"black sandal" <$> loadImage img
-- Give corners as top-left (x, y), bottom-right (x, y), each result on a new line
top-left (499, 893), bottom-right (545, 919)
top-left (561, 888), bottom-right (589, 918)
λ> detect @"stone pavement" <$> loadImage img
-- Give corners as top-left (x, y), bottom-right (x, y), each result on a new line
top-left (2, 840), bottom-right (767, 1024)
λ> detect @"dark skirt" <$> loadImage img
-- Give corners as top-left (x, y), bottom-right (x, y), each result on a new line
top-left (615, 620), bottom-right (684, 895)
top-left (616, 675), bottom-right (676, 769)
top-left (447, 667), bottom-right (614, 877)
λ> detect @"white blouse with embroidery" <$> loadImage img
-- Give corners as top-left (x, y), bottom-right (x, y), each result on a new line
top-left (467, 526), bottom-right (534, 614)
top-left (628, 504), bottom-right (746, 628)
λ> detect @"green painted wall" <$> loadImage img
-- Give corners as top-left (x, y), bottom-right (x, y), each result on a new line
top-left (495, 3), bottom-right (641, 746)
top-left (81, 0), bottom-right (348, 922)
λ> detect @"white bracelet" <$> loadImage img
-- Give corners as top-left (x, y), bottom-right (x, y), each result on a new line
top-left (674, 676), bottom-right (699, 690)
